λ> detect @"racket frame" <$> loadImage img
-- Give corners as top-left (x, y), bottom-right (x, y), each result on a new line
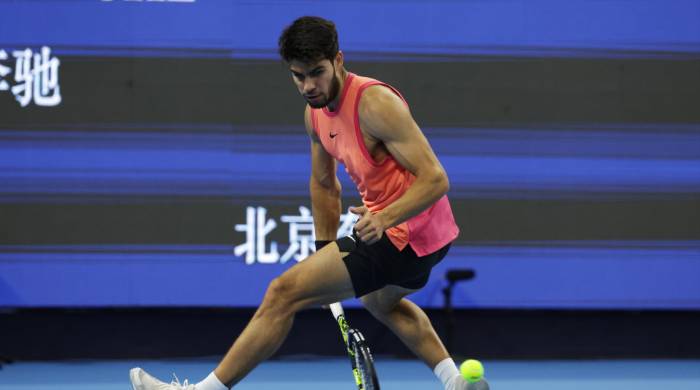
top-left (330, 302), bottom-right (380, 390)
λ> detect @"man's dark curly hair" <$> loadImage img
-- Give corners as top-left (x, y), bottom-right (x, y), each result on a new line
top-left (278, 16), bottom-right (339, 64)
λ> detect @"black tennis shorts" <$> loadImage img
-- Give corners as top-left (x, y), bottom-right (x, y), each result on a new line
top-left (337, 233), bottom-right (451, 298)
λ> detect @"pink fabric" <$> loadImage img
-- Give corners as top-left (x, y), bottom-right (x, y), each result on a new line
top-left (311, 72), bottom-right (459, 256)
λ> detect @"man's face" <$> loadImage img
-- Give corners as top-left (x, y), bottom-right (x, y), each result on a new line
top-left (289, 57), bottom-right (341, 109)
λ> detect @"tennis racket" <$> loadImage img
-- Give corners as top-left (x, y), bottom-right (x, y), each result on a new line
top-left (330, 302), bottom-right (380, 390)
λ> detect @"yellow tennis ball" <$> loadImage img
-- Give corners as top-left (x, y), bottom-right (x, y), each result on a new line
top-left (460, 359), bottom-right (484, 383)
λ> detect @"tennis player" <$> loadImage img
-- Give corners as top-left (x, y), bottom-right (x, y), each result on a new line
top-left (130, 16), bottom-right (488, 390)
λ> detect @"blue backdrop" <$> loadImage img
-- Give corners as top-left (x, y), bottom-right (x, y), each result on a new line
top-left (0, 0), bottom-right (699, 309)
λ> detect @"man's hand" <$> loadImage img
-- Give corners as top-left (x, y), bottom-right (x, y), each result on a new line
top-left (350, 205), bottom-right (386, 245)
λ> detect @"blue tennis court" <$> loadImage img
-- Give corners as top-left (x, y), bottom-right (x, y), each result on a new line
top-left (1, 359), bottom-right (699, 390)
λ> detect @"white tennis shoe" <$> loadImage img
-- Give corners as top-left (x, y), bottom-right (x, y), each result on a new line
top-left (130, 367), bottom-right (196, 390)
top-left (457, 376), bottom-right (490, 390)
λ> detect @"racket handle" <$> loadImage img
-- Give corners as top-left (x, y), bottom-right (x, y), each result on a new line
top-left (329, 302), bottom-right (345, 320)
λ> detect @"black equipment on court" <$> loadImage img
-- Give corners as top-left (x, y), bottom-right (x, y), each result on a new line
top-left (442, 268), bottom-right (476, 354)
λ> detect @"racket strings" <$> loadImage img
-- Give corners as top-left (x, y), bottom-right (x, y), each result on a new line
top-left (352, 338), bottom-right (377, 390)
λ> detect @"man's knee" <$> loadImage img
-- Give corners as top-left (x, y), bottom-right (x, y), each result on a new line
top-left (260, 275), bottom-right (300, 316)
top-left (364, 295), bottom-right (431, 329)
top-left (361, 294), bottom-right (399, 322)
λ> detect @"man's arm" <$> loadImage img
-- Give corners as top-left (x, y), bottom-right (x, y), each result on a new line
top-left (305, 105), bottom-right (342, 242)
top-left (352, 85), bottom-right (449, 244)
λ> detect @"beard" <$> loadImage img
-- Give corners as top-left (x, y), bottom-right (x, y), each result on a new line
top-left (306, 72), bottom-right (341, 109)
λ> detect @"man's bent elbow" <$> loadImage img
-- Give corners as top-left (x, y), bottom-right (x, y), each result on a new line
top-left (441, 173), bottom-right (450, 195)
top-left (436, 171), bottom-right (450, 197)
top-left (432, 167), bottom-right (450, 197)
top-left (426, 168), bottom-right (449, 198)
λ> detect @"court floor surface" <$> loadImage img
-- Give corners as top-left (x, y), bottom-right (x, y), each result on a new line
top-left (1, 358), bottom-right (699, 390)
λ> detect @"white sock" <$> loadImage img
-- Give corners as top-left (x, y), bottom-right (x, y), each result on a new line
top-left (195, 372), bottom-right (228, 390)
top-left (433, 358), bottom-right (461, 390)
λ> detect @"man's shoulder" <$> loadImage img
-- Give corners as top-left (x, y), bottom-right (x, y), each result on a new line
top-left (358, 84), bottom-right (406, 120)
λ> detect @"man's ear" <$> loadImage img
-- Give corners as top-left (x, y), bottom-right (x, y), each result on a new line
top-left (335, 51), bottom-right (344, 69)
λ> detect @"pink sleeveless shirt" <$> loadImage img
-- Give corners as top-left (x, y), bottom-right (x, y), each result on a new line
top-left (310, 72), bottom-right (459, 256)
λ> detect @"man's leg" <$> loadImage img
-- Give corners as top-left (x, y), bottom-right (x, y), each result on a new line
top-left (212, 243), bottom-right (355, 387)
top-left (361, 285), bottom-right (449, 368)
top-left (361, 286), bottom-right (489, 390)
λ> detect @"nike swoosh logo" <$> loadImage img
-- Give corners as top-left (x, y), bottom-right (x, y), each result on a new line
top-left (330, 132), bottom-right (338, 138)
